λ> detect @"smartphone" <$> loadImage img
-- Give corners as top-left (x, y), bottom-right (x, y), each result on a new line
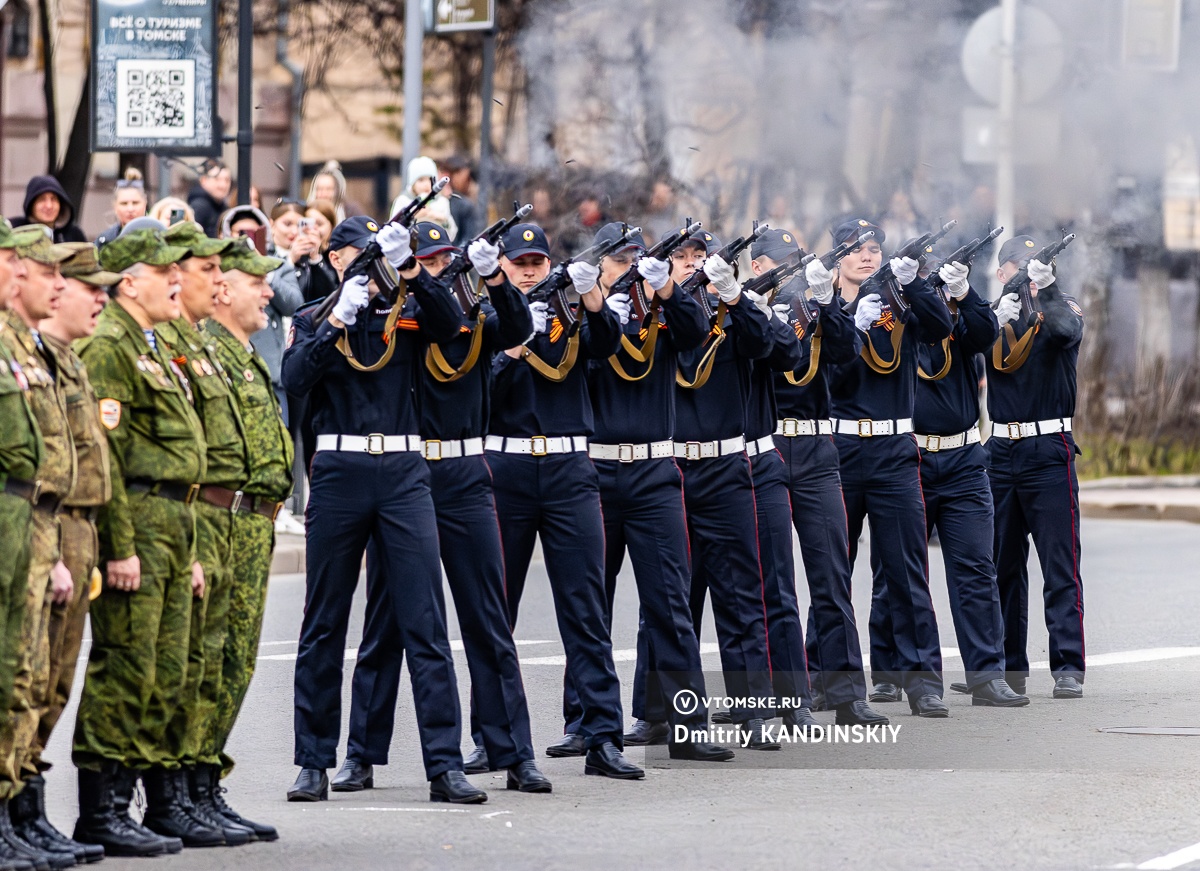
top-left (169, 208), bottom-right (186, 225)
top-left (299, 217), bottom-right (314, 233)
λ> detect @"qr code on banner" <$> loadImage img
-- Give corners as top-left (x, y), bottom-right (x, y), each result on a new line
top-left (115, 59), bottom-right (195, 140)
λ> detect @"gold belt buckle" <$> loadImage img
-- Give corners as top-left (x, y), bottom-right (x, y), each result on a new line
top-left (782, 418), bottom-right (799, 437)
top-left (530, 436), bottom-right (548, 457)
top-left (424, 439), bottom-right (443, 461)
top-left (1007, 423), bottom-right (1022, 440)
top-left (230, 490), bottom-right (244, 513)
top-left (367, 433), bottom-right (385, 455)
top-left (926, 435), bottom-right (941, 452)
top-left (858, 419), bottom-right (874, 437)
top-left (685, 441), bottom-right (702, 461)
top-left (618, 444), bottom-right (635, 463)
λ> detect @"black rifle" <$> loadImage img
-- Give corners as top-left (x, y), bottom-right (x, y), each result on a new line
top-left (678, 222), bottom-right (771, 323)
top-left (775, 231), bottom-right (876, 329)
top-left (928, 225), bottom-right (1005, 291)
top-left (998, 233), bottom-right (1077, 323)
top-left (739, 251), bottom-right (814, 302)
top-left (439, 203), bottom-right (534, 312)
top-left (527, 224), bottom-right (642, 329)
top-left (845, 220), bottom-right (957, 317)
top-left (608, 221), bottom-right (703, 321)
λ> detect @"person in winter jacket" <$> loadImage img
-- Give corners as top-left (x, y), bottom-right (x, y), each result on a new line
top-left (187, 159), bottom-right (232, 237)
top-left (10, 174), bottom-right (88, 242)
top-left (387, 155), bottom-right (457, 237)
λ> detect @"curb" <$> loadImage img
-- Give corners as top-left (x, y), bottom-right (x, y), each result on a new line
top-left (1079, 496), bottom-right (1200, 525)
top-left (271, 535), bottom-right (306, 575)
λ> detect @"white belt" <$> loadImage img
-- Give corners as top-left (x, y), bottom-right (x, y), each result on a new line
top-left (315, 434), bottom-right (424, 454)
top-left (423, 437), bottom-right (484, 461)
top-left (588, 441), bottom-right (675, 463)
top-left (833, 418), bottom-right (914, 437)
top-left (673, 436), bottom-right (746, 461)
top-left (914, 425), bottom-right (981, 452)
top-left (775, 418), bottom-right (833, 437)
top-left (744, 435), bottom-right (778, 457)
top-left (991, 417), bottom-right (1072, 440)
top-left (484, 435), bottom-right (588, 455)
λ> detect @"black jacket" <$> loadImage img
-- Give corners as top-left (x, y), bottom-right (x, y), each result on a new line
top-left (187, 183), bottom-right (226, 238)
top-left (11, 175), bottom-right (87, 243)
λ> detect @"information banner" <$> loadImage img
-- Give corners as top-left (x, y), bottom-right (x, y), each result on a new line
top-left (434, 0), bottom-right (494, 33)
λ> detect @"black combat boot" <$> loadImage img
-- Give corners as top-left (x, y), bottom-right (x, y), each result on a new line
top-left (140, 768), bottom-right (225, 848)
top-left (110, 766), bottom-right (182, 854)
top-left (0, 797), bottom-right (72, 870)
top-left (72, 766), bottom-right (165, 858)
top-left (205, 766), bottom-right (278, 842)
top-left (12, 776), bottom-right (102, 865)
top-left (186, 766), bottom-right (252, 845)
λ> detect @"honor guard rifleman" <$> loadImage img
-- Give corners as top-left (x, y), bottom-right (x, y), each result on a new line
top-left (282, 216), bottom-right (484, 804)
top-left (986, 235), bottom-right (1085, 699)
top-left (73, 227), bottom-right (203, 858)
top-left (340, 220), bottom-right (553, 794)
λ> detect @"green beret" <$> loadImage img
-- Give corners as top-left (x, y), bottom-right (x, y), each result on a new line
top-left (58, 243), bottom-right (123, 287)
top-left (219, 237), bottom-right (283, 277)
top-left (99, 229), bottom-right (190, 274)
top-left (163, 221), bottom-right (234, 258)
top-left (0, 218), bottom-right (49, 251)
top-left (16, 234), bottom-right (76, 266)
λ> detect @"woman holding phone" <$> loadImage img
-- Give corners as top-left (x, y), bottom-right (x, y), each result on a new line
top-left (96, 167), bottom-right (149, 245)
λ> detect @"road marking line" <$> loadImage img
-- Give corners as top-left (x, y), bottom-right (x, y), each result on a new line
top-left (332, 807), bottom-right (472, 814)
top-left (480, 810), bottom-right (512, 819)
top-left (1137, 840), bottom-right (1200, 870)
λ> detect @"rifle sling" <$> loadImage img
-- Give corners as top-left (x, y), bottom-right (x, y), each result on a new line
top-left (991, 323), bottom-right (1037, 373)
top-left (783, 323), bottom-right (822, 387)
top-left (425, 309), bottom-right (488, 383)
top-left (918, 301), bottom-right (957, 382)
top-left (521, 331), bottom-right (581, 382)
top-left (859, 322), bottom-right (905, 375)
top-left (676, 302), bottom-right (728, 390)
top-left (335, 279), bottom-right (408, 373)
top-left (607, 298), bottom-right (663, 382)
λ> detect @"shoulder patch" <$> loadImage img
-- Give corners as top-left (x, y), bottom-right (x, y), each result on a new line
top-left (286, 323), bottom-right (296, 349)
top-left (1066, 299), bottom-right (1083, 317)
top-left (98, 398), bottom-right (121, 430)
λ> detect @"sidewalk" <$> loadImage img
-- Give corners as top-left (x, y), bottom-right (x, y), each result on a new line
top-left (271, 533), bottom-right (306, 576)
top-left (1078, 474), bottom-right (1200, 524)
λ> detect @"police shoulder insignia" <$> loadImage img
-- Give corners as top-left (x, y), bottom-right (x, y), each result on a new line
top-left (99, 398), bottom-right (121, 430)
top-left (286, 324), bottom-right (296, 349)
top-left (1067, 299), bottom-right (1083, 316)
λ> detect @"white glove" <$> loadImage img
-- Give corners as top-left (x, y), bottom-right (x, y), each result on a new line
top-left (890, 256), bottom-right (919, 286)
top-left (467, 238), bottom-right (501, 277)
top-left (854, 293), bottom-right (883, 332)
top-left (772, 301), bottom-right (793, 323)
top-left (528, 300), bottom-right (550, 336)
top-left (938, 262), bottom-right (971, 300)
top-left (332, 275), bottom-right (370, 326)
top-left (743, 289), bottom-right (772, 319)
top-left (605, 292), bottom-right (632, 326)
top-left (376, 224), bottom-right (413, 269)
top-left (995, 293), bottom-right (1021, 325)
top-left (703, 255), bottom-right (739, 303)
top-left (637, 257), bottom-right (670, 292)
top-left (567, 261), bottom-right (600, 296)
top-left (1027, 258), bottom-right (1055, 289)
top-left (804, 258), bottom-right (835, 305)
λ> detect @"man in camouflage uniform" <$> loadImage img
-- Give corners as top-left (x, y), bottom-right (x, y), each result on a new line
top-left (72, 228), bottom-right (205, 858)
top-left (151, 221), bottom-right (251, 848)
top-left (0, 219), bottom-right (47, 871)
top-left (0, 231), bottom-right (80, 871)
top-left (196, 239), bottom-right (293, 841)
top-left (13, 244), bottom-right (119, 867)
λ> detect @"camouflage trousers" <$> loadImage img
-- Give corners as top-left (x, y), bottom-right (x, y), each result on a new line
top-left (29, 511), bottom-right (98, 774)
top-left (169, 501), bottom-right (233, 767)
top-left (0, 508), bottom-right (57, 799)
top-left (0, 494), bottom-right (32, 717)
top-left (73, 492), bottom-right (195, 772)
top-left (208, 512), bottom-right (274, 776)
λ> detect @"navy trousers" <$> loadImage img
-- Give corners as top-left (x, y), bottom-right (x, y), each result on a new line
top-left (294, 452), bottom-right (461, 779)
top-left (837, 435), bottom-right (943, 699)
top-left (489, 450), bottom-right (624, 748)
top-left (774, 434), bottom-right (868, 707)
top-left (987, 434), bottom-right (1085, 680)
top-left (347, 455), bottom-right (535, 769)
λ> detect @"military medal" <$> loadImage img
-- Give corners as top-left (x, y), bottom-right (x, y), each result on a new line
top-left (9, 361), bottom-right (28, 390)
top-left (243, 369), bottom-right (254, 382)
top-left (192, 359), bottom-right (205, 377)
top-left (202, 359), bottom-right (215, 376)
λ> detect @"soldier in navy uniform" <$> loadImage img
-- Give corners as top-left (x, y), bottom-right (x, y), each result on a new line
top-left (333, 222), bottom-right (551, 794)
top-left (281, 216), bottom-right (486, 804)
top-left (986, 236), bottom-right (1085, 699)
top-left (487, 223), bottom-right (644, 780)
top-left (826, 219), bottom-right (953, 718)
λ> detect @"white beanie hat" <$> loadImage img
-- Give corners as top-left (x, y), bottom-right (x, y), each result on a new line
top-left (406, 156), bottom-right (439, 189)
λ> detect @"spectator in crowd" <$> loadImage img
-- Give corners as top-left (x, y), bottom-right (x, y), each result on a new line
top-left (301, 199), bottom-right (341, 304)
top-left (148, 196), bottom-right (195, 225)
top-left (10, 174), bottom-right (88, 242)
top-left (552, 189), bottom-right (609, 259)
top-left (438, 155), bottom-right (481, 246)
top-left (95, 167), bottom-right (148, 246)
top-left (389, 155), bottom-right (456, 236)
top-left (249, 184), bottom-right (263, 210)
top-left (188, 158), bottom-right (233, 237)
top-left (271, 199), bottom-right (334, 304)
top-left (307, 160), bottom-right (351, 224)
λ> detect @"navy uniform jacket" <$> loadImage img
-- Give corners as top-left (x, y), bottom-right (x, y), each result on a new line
top-left (828, 276), bottom-right (954, 421)
top-left (745, 311), bottom-right (804, 440)
top-left (416, 275), bottom-right (532, 440)
top-left (588, 289), bottom-right (709, 444)
top-left (986, 283), bottom-right (1084, 423)
top-left (773, 292), bottom-right (862, 421)
top-left (674, 297), bottom-right (773, 442)
top-left (914, 287), bottom-right (999, 435)
top-left (281, 269), bottom-right (462, 436)
top-left (489, 306), bottom-right (621, 437)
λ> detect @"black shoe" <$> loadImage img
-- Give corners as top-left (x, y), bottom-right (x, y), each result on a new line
top-left (972, 678), bottom-right (1031, 707)
top-left (206, 769), bottom-right (278, 843)
top-left (741, 719), bottom-right (781, 751)
top-left (584, 742), bottom-right (645, 780)
top-left (949, 681), bottom-right (970, 695)
top-left (0, 833), bottom-right (35, 871)
top-left (622, 720), bottom-right (669, 746)
top-left (1053, 676), bottom-right (1084, 699)
top-left (1, 800), bottom-right (72, 870)
top-left (810, 688), bottom-right (828, 712)
top-left (13, 776), bottom-right (100, 865)
top-left (835, 700), bottom-right (890, 726)
top-left (429, 772), bottom-right (487, 804)
top-left (463, 745), bottom-right (491, 775)
top-left (868, 682), bottom-right (903, 703)
top-left (545, 733), bottom-right (585, 758)
top-left (141, 768), bottom-right (225, 848)
top-left (109, 766), bottom-right (182, 854)
top-left (710, 709), bottom-right (732, 724)
top-left (186, 766), bottom-right (253, 845)
top-left (331, 759), bottom-right (374, 792)
top-left (909, 694), bottom-right (950, 718)
top-left (505, 762), bottom-right (552, 794)
top-left (668, 741), bottom-right (735, 762)
top-left (781, 707), bottom-right (818, 729)
top-left (1006, 673), bottom-right (1028, 696)
top-left (286, 768), bottom-right (328, 802)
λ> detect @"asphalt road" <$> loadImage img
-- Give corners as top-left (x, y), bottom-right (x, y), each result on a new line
top-left (42, 517), bottom-right (1200, 871)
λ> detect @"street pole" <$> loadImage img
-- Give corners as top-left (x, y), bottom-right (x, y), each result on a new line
top-left (401, 0), bottom-right (425, 194)
top-left (991, 0), bottom-right (1018, 300)
top-left (236, 0), bottom-right (253, 204)
top-left (478, 29), bottom-right (496, 221)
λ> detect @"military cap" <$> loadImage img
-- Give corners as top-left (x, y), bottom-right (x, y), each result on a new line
top-left (500, 223), bottom-right (551, 260)
top-left (751, 228), bottom-right (801, 264)
top-left (120, 216), bottom-right (168, 235)
top-left (164, 221), bottom-right (235, 257)
top-left (682, 227), bottom-right (722, 256)
top-left (413, 221), bottom-right (460, 258)
top-left (592, 222), bottom-right (645, 255)
top-left (831, 217), bottom-right (885, 247)
top-left (998, 235), bottom-right (1038, 267)
top-left (220, 237), bottom-right (284, 277)
top-left (329, 216), bottom-right (381, 252)
top-left (59, 243), bottom-right (122, 287)
top-left (99, 228), bottom-right (190, 274)
top-left (0, 218), bottom-right (47, 250)
top-left (16, 234), bottom-right (76, 266)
